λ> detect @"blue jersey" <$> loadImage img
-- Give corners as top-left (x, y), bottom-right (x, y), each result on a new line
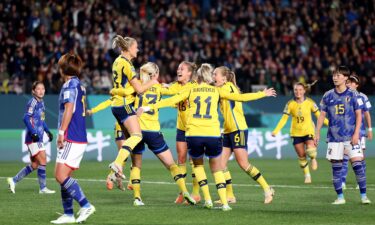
top-left (58, 77), bottom-right (87, 143)
top-left (358, 92), bottom-right (371, 137)
top-left (23, 97), bottom-right (48, 144)
top-left (320, 88), bottom-right (363, 142)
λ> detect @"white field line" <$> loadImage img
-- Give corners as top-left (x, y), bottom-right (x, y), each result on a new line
top-left (1, 177), bottom-right (374, 191)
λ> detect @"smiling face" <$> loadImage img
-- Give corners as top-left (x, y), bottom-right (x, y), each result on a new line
top-left (128, 41), bottom-right (139, 59)
top-left (176, 63), bottom-right (191, 84)
top-left (32, 83), bottom-right (45, 100)
top-left (293, 84), bottom-right (305, 100)
top-left (212, 68), bottom-right (226, 87)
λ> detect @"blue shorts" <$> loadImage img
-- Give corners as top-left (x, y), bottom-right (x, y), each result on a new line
top-left (176, 129), bottom-right (186, 142)
top-left (223, 130), bottom-right (248, 150)
top-left (111, 104), bottom-right (136, 124)
top-left (186, 137), bottom-right (223, 159)
top-left (133, 131), bottom-right (169, 155)
top-left (292, 135), bottom-right (314, 145)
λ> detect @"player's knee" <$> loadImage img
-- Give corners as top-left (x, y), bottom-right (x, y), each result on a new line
top-left (306, 147), bottom-right (317, 159)
top-left (298, 157), bottom-right (308, 168)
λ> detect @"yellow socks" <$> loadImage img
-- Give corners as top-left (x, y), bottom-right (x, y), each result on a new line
top-left (306, 147), bottom-right (317, 159)
top-left (223, 169), bottom-right (235, 199)
top-left (213, 171), bottom-right (227, 205)
top-left (178, 163), bottom-right (187, 180)
top-left (190, 161), bottom-right (200, 196)
top-left (298, 157), bottom-right (310, 176)
top-left (170, 164), bottom-right (188, 193)
top-left (194, 165), bottom-right (211, 201)
top-left (131, 167), bottom-right (141, 199)
top-left (246, 164), bottom-right (270, 191)
top-left (114, 133), bottom-right (142, 165)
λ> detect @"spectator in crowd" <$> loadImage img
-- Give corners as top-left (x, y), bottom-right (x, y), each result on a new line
top-left (0, 0), bottom-right (373, 95)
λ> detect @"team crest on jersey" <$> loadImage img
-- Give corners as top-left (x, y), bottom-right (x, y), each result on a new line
top-left (345, 97), bottom-right (350, 102)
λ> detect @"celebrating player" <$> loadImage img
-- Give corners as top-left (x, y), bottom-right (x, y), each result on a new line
top-left (7, 81), bottom-right (55, 194)
top-left (272, 82), bottom-right (328, 183)
top-left (138, 63), bottom-right (276, 211)
top-left (51, 53), bottom-right (95, 224)
top-left (212, 66), bottom-right (275, 204)
top-left (112, 62), bottom-right (196, 206)
top-left (108, 35), bottom-right (158, 179)
top-left (315, 66), bottom-right (370, 205)
top-left (341, 74), bottom-right (372, 189)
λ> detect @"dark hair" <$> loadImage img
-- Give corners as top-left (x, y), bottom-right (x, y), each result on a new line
top-left (333, 65), bottom-right (350, 77)
top-left (348, 73), bottom-right (360, 85)
top-left (58, 53), bottom-right (83, 76)
top-left (32, 81), bottom-right (44, 90)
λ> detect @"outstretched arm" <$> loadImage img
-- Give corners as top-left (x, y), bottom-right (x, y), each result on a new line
top-left (272, 114), bottom-right (289, 136)
top-left (88, 98), bottom-right (112, 115)
top-left (219, 87), bottom-right (276, 101)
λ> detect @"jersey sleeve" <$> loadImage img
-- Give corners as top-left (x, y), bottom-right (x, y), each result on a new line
top-left (310, 99), bottom-right (319, 113)
top-left (62, 86), bottom-right (78, 104)
top-left (353, 93), bottom-right (363, 111)
top-left (25, 99), bottom-right (37, 116)
top-left (111, 86), bottom-right (136, 97)
top-left (91, 98), bottom-right (112, 114)
top-left (153, 89), bottom-right (190, 109)
top-left (320, 93), bottom-right (328, 112)
top-left (218, 88), bottom-right (266, 101)
top-left (362, 94), bottom-right (371, 112)
top-left (283, 101), bottom-right (291, 115)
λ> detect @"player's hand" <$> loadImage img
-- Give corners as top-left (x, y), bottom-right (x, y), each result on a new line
top-left (263, 88), bottom-right (277, 97)
top-left (87, 109), bottom-right (93, 116)
top-left (314, 136), bottom-right (320, 146)
top-left (367, 130), bottom-right (373, 141)
top-left (47, 131), bottom-right (53, 142)
top-left (110, 88), bottom-right (117, 96)
top-left (351, 133), bottom-right (359, 145)
top-left (57, 134), bottom-right (64, 149)
top-left (271, 132), bottom-right (276, 137)
top-left (136, 107), bottom-right (144, 117)
top-left (31, 133), bottom-right (39, 142)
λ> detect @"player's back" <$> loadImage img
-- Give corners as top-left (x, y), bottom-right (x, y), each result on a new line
top-left (219, 82), bottom-right (247, 133)
top-left (58, 77), bottom-right (87, 143)
top-left (111, 56), bottom-right (136, 107)
top-left (186, 83), bottom-right (221, 137)
top-left (135, 84), bottom-right (162, 131)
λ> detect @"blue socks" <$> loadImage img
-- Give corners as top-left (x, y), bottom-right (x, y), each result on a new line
top-left (61, 185), bottom-right (74, 215)
top-left (37, 165), bottom-right (46, 190)
top-left (332, 161), bottom-right (343, 196)
top-left (62, 177), bottom-right (89, 207)
top-left (13, 165), bottom-right (34, 183)
top-left (352, 161), bottom-right (366, 195)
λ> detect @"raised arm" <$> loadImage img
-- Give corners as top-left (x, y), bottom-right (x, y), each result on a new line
top-left (130, 77), bottom-right (158, 95)
top-left (218, 87), bottom-right (276, 102)
top-left (88, 98), bottom-right (112, 115)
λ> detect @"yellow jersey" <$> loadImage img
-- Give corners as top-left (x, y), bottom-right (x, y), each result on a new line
top-left (273, 97), bottom-right (325, 137)
top-left (219, 82), bottom-right (248, 133)
top-left (161, 81), bottom-right (197, 131)
top-left (153, 83), bottom-right (266, 137)
top-left (111, 56), bottom-right (136, 107)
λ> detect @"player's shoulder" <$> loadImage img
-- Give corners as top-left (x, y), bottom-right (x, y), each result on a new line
top-left (27, 97), bottom-right (38, 107)
top-left (286, 98), bottom-right (295, 106)
top-left (63, 77), bottom-right (80, 89)
top-left (322, 89), bottom-right (335, 99)
top-left (359, 92), bottom-right (368, 100)
top-left (305, 97), bottom-right (316, 104)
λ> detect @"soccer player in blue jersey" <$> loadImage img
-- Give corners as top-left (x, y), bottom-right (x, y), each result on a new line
top-left (7, 81), bottom-right (55, 194)
top-left (51, 53), bottom-right (95, 224)
top-left (315, 66), bottom-right (370, 205)
top-left (341, 74), bottom-right (372, 189)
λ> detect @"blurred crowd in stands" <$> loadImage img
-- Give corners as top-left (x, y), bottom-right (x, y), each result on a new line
top-left (0, 0), bottom-right (374, 95)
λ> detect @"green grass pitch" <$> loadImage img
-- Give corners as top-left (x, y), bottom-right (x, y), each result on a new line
top-left (1, 159), bottom-right (374, 225)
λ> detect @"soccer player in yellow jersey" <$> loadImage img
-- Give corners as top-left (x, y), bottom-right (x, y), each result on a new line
top-left (272, 82), bottom-right (328, 183)
top-left (212, 66), bottom-right (275, 204)
top-left (109, 35), bottom-right (159, 178)
top-left (111, 62), bottom-right (196, 206)
top-left (161, 61), bottom-right (201, 203)
top-left (139, 63), bottom-right (277, 211)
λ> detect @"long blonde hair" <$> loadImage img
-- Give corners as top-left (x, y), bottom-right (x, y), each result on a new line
top-left (294, 80), bottom-right (318, 93)
top-left (216, 66), bottom-right (240, 89)
top-left (140, 62), bottom-right (159, 84)
top-left (196, 63), bottom-right (213, 84)
top-left (112, 35), bottom-right (136, 52)
top-left (180, 61), bottom-right (198, 81)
